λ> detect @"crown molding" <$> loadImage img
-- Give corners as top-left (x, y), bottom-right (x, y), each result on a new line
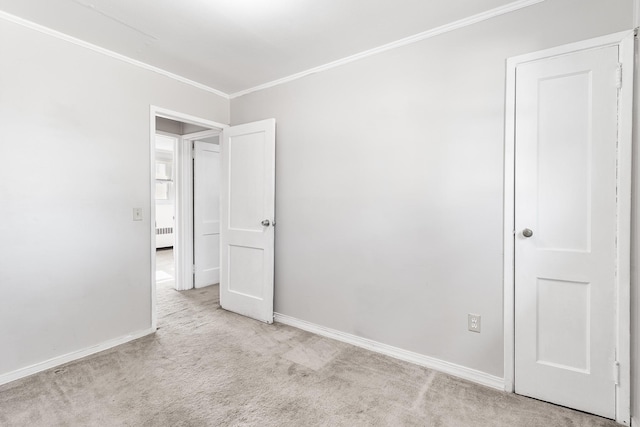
top-left (0, 0), bottom-right (545, 101)
top-left (0, 10), bottom-right (230, 100)
top-left (229, 0), bottom-right (545, 99)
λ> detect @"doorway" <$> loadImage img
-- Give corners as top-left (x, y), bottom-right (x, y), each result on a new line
top-left (503, 31), bottom-right (633, 424)
top-left (154, 132), bottom-right (178, 295)
top-left (150, 107), bottom-right (226, 329)
top-left (150, 108), bottom-right (277, 329)
top-left (153, 129), bottom-right (221, 316)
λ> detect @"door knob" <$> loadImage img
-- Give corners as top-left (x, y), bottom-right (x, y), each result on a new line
top-left (261, 219), bottom-right (270, 227)
top-left (522, 228), bottom-right (533, 238)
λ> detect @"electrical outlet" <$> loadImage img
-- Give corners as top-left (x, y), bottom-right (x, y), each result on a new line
top-left (133, 208), bottom-right (143, 221)
top-left (468, 314), bottom-right (481, 333)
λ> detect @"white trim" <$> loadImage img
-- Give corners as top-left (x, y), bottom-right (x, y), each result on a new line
top-left (505, 30), bottom-right (634, 67)
top-left (0, 10), bottom-right (229, 99)
top-left (503, 55), bottom-right (517, 393)
top-left (503, 30), bottom-right (634, 425)
top-left (153, 107), bottom-right (228, 131)
top-left (0, 328), bottom-right (155, 386)
top-left (0, 1), bottom-right (543, 100)
top-left (229, 0), bottom-right (545, 99)
top-left (274, 313), bottom-right (504, 390)
top-left (182, 129), bottom-right (221, 140)
top-left (633, 24), bottom-right (640, 427)
top-left (634, 0), bottom-right (640, 28)
top-left (149, 111), bottom-right (158, 330)
top-left (175, 135), bottom-right (194, 292)
top-left (179, 130), bottom-right (222, 291)
top-left (616, 30), bottom-right (634, 427)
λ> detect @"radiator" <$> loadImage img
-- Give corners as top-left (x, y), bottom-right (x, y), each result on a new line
top-left (156, 227), bottom-right (173, 235)
top-left (156, 227), bottom-right (174, 248)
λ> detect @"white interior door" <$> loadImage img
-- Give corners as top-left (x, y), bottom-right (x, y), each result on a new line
top-left (194, 140), bottom-right (221, 288)
top-left (220, 119), bottom-right (275, 323)
top-left (514, 46), bottom-right (620, 418)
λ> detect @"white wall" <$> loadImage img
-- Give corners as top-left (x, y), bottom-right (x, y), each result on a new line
top-left (0, 18), bottom-right (229, 378)
top-left (231, 0), bottom-right (632, 380)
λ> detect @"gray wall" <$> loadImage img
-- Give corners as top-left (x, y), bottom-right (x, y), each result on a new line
top-left (0, 18), bottom-right (229, 378)
top-left (231, 0), bottom-right (632, 380)
top-left (156, 117), bottom-right (211, 135)
top-left (156, 117), bottom-right (184, 135)
top-left (1, 0), bottom-right (637, 418)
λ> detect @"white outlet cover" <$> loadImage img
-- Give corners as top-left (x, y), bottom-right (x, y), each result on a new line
top-left (468, 314), bottom-right (481, 333)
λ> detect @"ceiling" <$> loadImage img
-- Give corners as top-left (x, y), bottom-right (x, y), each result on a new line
top-left (0, 0), bottom-right (518, 95)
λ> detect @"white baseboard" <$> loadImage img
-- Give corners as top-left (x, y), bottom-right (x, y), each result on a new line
top-left (631, 416), bottom-right (637, 426)
top-left (0, 327), bottom-right (156, 386)
top-left (274, 313), bottom-right (504, 390)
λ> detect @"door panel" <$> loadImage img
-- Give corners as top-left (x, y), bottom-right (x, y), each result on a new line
top-left (220, 119), bottom-right (275, 323)
top-left (514, 45), bottom-right (619, 418)
top-left (229, 133), bottom-right (265, 231)
top-left (536, 278), bottom-right (590, 372)
top-left (536, 71), bottom-right (591, 252)
top-left (228, 245), bottom-right (265, 298)
top-left (194, 140), bottom-right (221, 288)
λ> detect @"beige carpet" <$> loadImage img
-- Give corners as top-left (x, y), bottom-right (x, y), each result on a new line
top-left (0, 266), bottom-right (618, 426)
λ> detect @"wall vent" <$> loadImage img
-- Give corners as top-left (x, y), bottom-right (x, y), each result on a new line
top-left (156, 227), bottom-right (173, 235)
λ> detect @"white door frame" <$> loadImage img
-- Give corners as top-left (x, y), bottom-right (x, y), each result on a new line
top-left (502, 30), bottom-right (634, 425)
top-left (149, 106), bottom-right (227, 329)
top-left (181, 129), bottom-right (221, 291)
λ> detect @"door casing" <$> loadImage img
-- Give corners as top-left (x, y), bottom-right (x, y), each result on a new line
top-left (180, 129), bottom-right (222, 291)
top-left (502, 30), bottom-right (634, 425)
top-left (193, 139), bottom-right (222, 288)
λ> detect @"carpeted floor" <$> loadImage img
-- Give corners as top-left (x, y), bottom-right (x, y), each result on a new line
top-left (0, 250), bottom-right (618, 426)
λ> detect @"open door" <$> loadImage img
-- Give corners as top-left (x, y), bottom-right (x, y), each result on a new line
top-left (194, 140), bottom-right (221, 288)
top-left (220, 119), bottom-right (275, 323)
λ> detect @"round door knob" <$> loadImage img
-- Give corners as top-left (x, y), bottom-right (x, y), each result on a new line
top-left (261, 219), bottom-right (270, 227)
top-left (522, 228), bottom-right (533, 238)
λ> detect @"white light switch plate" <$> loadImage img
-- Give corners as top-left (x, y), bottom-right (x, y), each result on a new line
top-left (133, 208), bottom-right (143, 221)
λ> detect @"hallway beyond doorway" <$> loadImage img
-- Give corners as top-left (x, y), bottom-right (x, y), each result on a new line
top-left (155, 248), bottom-right (175, 292)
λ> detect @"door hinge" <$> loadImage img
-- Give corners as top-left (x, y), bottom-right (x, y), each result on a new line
top-left (616, 63), bottom-right (622, 89)
top-left (614, 360), bottom-right (620, 385)
top-left (192, 264), bottom-right (196, 274)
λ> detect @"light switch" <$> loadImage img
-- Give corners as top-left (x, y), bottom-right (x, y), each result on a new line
top-left (133, 208), bottom-right (143, 221)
